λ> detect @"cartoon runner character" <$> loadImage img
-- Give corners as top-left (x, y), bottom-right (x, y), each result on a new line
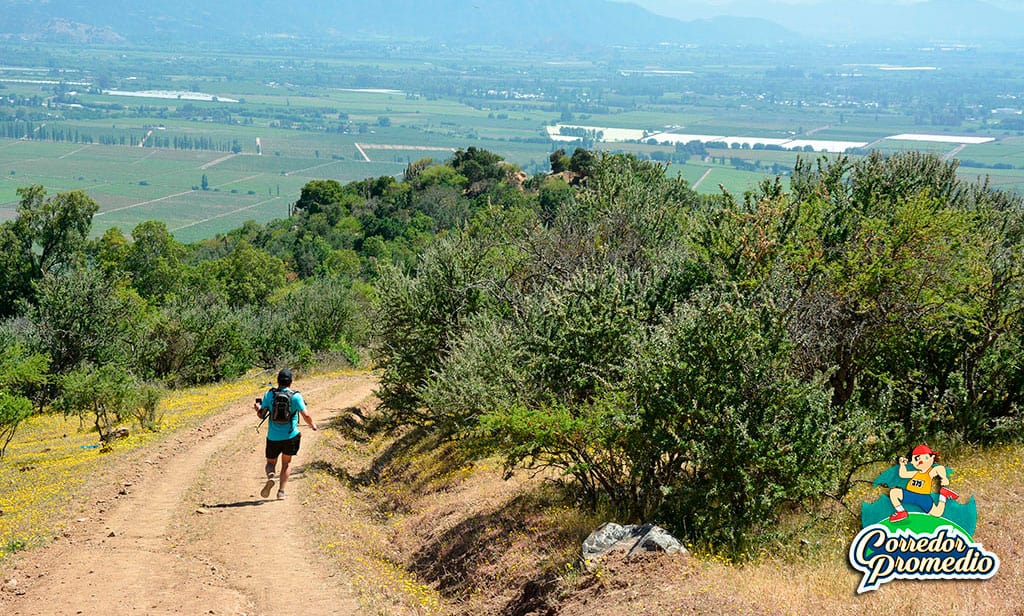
top-left (889, 444), bottom-right (959, 522)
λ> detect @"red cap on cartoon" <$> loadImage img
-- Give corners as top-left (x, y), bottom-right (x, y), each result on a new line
top-left (912, 444), bottom-right (938, 456)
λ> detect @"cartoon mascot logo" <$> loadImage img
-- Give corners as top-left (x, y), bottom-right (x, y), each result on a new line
top-left (849, 444), bottom-right (1000, 593)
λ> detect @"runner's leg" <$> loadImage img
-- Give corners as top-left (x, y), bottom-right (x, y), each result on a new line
top-left (279, 454), bottom-right (293, 494)
top-left (262, 454), bottom-right (279, 498)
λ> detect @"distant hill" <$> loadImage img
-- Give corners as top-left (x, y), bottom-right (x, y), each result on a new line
top-left (0, 0), bottom-right (793, 48)
top-left (630, 0), bottom-right (1024, 44)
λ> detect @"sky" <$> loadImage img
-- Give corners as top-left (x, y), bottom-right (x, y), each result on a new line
top-left (622, 0), bottom-right (1024, 19)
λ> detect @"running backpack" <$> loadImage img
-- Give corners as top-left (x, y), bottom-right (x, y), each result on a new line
top-left (269, 388), bottom-right (297, 424)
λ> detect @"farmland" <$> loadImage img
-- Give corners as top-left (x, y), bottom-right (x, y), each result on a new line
top-left (4, 39), bottom-right (1024, 241)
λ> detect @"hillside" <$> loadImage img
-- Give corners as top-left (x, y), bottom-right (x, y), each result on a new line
top-left (1, 374), bottom-right (1019, 614)
top-left (0, 0), bottom-right (792, 48)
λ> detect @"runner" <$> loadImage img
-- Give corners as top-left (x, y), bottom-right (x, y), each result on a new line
top-left (254, 369), bottom-right (317, 500)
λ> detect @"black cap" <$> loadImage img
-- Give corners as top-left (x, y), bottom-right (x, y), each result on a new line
top-left (277, 368), bottom-right (293, 387)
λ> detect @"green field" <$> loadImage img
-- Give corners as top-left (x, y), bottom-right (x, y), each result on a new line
top-left (0, 140), bottom-right (405, 242)
top-left (6, 41), bottom-right (1024, 241)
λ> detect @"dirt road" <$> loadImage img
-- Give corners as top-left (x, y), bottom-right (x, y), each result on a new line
top-left (1, 373), bottom-right (376, 616)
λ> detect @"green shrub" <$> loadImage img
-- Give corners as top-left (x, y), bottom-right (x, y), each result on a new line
top-left (134, 383), bottom-right (164, 431)
top-left (54, 363), bottom-right (139, 438)
top-left (373, 231), bottom-right (510, 425)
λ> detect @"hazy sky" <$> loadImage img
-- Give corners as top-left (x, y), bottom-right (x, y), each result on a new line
top-left (624, 0), bottom-right (1024, 15)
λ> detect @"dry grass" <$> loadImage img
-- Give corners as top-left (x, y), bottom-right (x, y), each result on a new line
top-left (305, 400), bottom-right (603, 615)
top-left (562, 445), bottom-right (1023, 616)
top-left (305, 409), bottom-right (1024, 616)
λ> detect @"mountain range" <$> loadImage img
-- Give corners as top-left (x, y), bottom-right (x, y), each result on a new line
top-left (629, 0), bottom-right (1024, 43)
top-left (0, 0), bottom-right (793, 49)
top-left (2, 0), bottom-right (1018, 51)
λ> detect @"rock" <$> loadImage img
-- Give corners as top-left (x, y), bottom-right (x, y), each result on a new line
top-left (582, 522), bottom-right (630, 558)
top-left (2, 577), bottom-right (17, 592)
top-left (582, 522), bottom-right (686, 563)
top-left (627, 525), bottom-right (684, 557)
top-left (101, 427), bottom-right (130, 442)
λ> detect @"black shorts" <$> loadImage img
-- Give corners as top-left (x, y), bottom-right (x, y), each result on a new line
top-left (266, 434), bottom-right (301, 458)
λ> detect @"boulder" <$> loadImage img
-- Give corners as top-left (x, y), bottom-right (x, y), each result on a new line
top-left (582, 522), bottom-right (685, 563)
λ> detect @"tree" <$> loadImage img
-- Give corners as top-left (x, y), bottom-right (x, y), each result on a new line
top-left (16, 186), bottom-right (98, 277)
top-left (201, 174), bottom-right (209, 190)
top-left (293, 179), bottom-right (344, 216)
top-left (410, 164), bottom-right (466, 191)
top-left (449, 147), bottom-right (504, 185)
top-left (403, 157), bottom-right (435, 183)
top-left (218, 241), bottom-right (287, 307)
top-left (569, 147), bottom-right (598, 177)
top-left (125, 221), bottom-right (186, 303)
top-left (91, 227), bottom-right (130, 279)
top-left (54, 362), bottom-right (140, 439)
top-left (0, 223), bottom-right (35, 317)
top-left (0, 186), bottom-right (99, 316)
top-left (29, 267), bottom-right (145, 376)
top-left (0, 390), bottom-right (33, 458)
top-left (548, 149), bottom-right (569, 174)
top-left (0, 339), bottom-right (48, 458)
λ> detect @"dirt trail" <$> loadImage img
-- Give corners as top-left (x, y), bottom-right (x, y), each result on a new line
top-left (1, 373), bottom-right (376, 616)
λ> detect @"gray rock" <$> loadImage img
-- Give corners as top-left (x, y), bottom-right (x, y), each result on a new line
top-left (582, 522), bottom-right (629, 557)
top-left (582, 522), bottom-right (686, 562)
top-left (628, 524), bottom-right (684, 557)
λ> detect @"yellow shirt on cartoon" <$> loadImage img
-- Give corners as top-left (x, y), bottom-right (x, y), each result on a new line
top-left (906, 471), bottom-right (932, 494)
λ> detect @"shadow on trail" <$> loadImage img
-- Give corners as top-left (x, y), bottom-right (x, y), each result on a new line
top-left (202, 500), bottom-right (269, 509)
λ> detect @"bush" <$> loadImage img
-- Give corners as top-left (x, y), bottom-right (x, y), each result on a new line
top-left (371, 151), bottom-right (1024, 556)
top-left (54, 363), bottom-right (140, 438)
top-left (373, 230), bottom-right (510, 425)
top-left (152, 295), bottom-right (257, 384)
top-left (134, 382), bottom-right (164, 431)
top-left (628, 290), bottom-right (843, 552)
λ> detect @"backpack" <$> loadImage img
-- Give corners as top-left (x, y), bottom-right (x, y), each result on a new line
top-left (269, 388), bottom-right (297, 425)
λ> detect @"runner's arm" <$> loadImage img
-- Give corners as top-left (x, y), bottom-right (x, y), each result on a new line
top-left (299, 409), bottom-right (318, 431)
top-left (254, 392), bottom-right (270, 418)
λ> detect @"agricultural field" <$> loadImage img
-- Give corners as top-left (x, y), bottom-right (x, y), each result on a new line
top-left (0, 139), bottom-right (404, 242)
top-left (4, 40), bottom-right (1024, 241)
